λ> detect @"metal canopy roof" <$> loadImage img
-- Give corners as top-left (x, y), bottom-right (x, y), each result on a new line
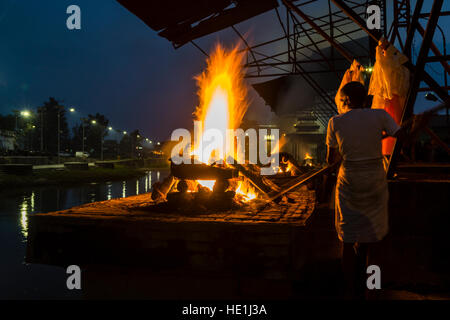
top-left (117, 0), bottom-right (278, 47)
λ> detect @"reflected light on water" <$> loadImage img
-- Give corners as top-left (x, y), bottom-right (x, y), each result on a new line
top-left (30, 191), bottom-right (35, 212)
top-left (122, 181), bottom-right (126, 198)
top-left (144, 173), bottom-right (148, 192)
top-left (147, 171), bottom-right (152, 193)
top-left (107, 183), bottom-right (112, 200)
top-left (20, 196), bottom-right (29, 239)
top-left (136, 180), bottom-right (139, 195)
top-left (149, 173), bottom-right (152, 190)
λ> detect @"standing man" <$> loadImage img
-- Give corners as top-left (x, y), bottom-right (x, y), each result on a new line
top-left (326, 81), bottom-right (405, 299)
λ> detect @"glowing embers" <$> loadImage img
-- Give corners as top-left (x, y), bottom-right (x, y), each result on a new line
top-left (166, 162), bottom-right (253, 210)
top-left (304, 153), bottom-right (314, 167)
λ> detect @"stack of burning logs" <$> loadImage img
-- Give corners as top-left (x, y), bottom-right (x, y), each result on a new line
top-left (150, 152), bottom-right (324, 211)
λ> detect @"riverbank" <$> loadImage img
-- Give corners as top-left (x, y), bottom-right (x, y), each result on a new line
top-left (0, 165), bottom-right (168, 189)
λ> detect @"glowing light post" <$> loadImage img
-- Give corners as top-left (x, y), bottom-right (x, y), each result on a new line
top-left (80, 117), bottom-right (87, 154)
top-left (37, 107), bottom-right (44, 152)
top-left (16, 111), bottom-right (31, 151)
top-left (15, 110), bottom-right (31, 131)
top-left (104, 126), bottom-right (113, 161)
top-left (57, 107), bottom-right (75, 164)
top-left (122, 131), bottom-right (127, 159)
top-left (90, 119), bottom-right (105, 161)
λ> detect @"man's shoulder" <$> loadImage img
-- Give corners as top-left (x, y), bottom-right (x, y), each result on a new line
top-left (330, 110), bottom-right (355, 122)
top-left (331, 108), bottom-right (384, 124)
top-left (350, 108), bottom-right (387, 117)
top-left (330, 113), bottom-right (346, 121)
top-left (369, 108), bottom-right (388, 116)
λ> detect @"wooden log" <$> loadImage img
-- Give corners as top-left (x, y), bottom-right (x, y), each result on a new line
top-left (278, 152), bottom-right (307, 175)
top-left (230, 164), bottom-right (280, 198)
top-left (151, 174), bottom-right (175, 201)
top-left (171, 162), bottom-right (238, 180)
top-left (266, 164), bottom-right (339, 202)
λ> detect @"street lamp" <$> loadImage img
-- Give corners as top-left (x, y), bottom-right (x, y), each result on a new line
top-left (56, 106), bottom-right (64, 164)
top-left (38, 104), bottom-right (73, 157)
top-left (80, 117), bottom-right (88, 154)
top-left (90, 120), bottom-right (104, 161)
top-left (15, 110), bottom-right (31, 131)
top-left (37, 107), bottom-right (44, 152)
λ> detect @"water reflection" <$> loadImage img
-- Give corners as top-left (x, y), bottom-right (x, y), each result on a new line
top-left (20, 199), bottom-right (28, 239)
top-left (8, 170), bottom-right (168, 243)
top-left (107, 183), bottom-right (112, 200)
top-left (31, 191), bottom-right (35, 211)
top-left (1, 170), bottom-right (169, 299)
top-left (122, 181), bottom-right (126, 198)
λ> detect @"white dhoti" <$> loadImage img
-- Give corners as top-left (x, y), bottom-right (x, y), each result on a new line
top-left (335, 158), bottom-right (389, 243)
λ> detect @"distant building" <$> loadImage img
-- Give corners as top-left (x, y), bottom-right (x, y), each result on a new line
top-left (0, 130), bottom-right (16, 153)
top-left (273, 110), bottom-right (326, 164)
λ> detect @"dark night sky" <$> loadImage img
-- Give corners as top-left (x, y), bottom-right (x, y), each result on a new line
top-left (0, 0), bottom-right (448, 141)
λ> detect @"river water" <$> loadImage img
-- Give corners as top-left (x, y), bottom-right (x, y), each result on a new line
top-left (0, 169), bottom-right (168, 299)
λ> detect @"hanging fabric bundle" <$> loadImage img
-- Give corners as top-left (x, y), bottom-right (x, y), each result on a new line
top-left (368, 39), bottom-right (410, 156)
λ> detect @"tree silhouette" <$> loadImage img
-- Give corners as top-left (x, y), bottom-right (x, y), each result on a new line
top-left (72, 113), bottom-right (109, 158)
top-left (119, 129), bottom-right (143, 158)
top-left (35, 97), bottom-right (69, 154)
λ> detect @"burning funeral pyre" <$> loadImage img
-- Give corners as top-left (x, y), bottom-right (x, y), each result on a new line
top-left (151, 44), bottom-right (312, 211)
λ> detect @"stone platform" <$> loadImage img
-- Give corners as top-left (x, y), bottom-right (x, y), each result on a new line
top-left (27, 187), bottom-right (339, 275)
top-left (25, 176), bottom-right (450, 299)
top-left (26, 186), bottom-right (344, 298)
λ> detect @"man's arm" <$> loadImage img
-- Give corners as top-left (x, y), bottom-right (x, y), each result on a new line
top-left (382, 126), bottom-right (407, 141)
top-left (381, 110), bottom-right (403, 140)
top-left (326, 146), bottom-right (342, 166)
top-left (325, 117), bottom-right (340, 166)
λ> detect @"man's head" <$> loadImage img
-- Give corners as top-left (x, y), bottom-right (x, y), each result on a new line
top-left (340, 81), bottom-right (367, 109)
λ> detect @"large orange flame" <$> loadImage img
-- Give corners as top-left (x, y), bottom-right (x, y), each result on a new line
top-left (192, 44), bottom-right (248, 163)
top-left (191, 44), bottom-right (256, 201)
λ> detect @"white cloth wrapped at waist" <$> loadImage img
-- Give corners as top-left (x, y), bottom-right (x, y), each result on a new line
top-left (335, 158), bottom-right (389, 243)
